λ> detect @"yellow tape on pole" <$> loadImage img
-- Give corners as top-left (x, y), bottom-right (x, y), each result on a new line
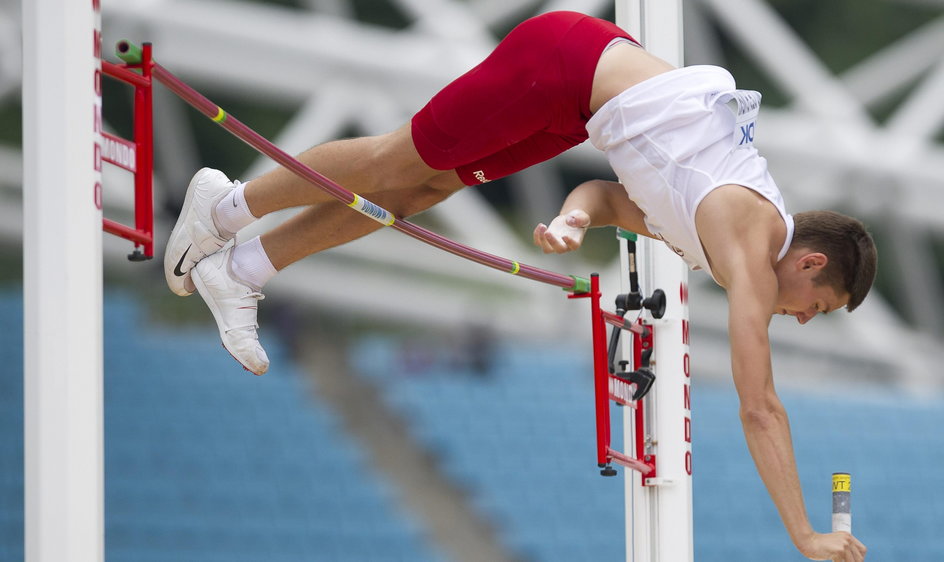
top-left (832, 472), bottom-right (852, 533)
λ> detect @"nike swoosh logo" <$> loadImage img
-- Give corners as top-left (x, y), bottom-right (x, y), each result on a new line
top-left (173, 244), bottom-right (192, 277)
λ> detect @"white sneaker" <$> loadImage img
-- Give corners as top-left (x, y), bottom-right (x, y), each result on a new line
top-left (164, 168), bottom-right (237, 296)
top-left (192, 246), bottom-right (270, 375)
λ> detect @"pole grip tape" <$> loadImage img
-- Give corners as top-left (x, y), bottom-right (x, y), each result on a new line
top-left (348, 194), bottom-right (395, 226)
top-left (832, 472), bottom-right (852, 533)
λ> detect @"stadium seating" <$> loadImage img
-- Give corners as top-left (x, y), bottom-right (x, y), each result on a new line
top-left (352, 334), bottom-right (944, 561)
top-left (0, 289), bottom-right (441, 562)
top-left (3, 286), bottom-right (943, 561)
top-left (350, 335), bottom-right (625, 561)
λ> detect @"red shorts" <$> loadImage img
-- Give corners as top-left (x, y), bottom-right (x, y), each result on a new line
top-left (411, 11), bottom-right (637, 185)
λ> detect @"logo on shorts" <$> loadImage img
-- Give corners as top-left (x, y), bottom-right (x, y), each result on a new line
top-left (473, 170), bottom-right (490, 184)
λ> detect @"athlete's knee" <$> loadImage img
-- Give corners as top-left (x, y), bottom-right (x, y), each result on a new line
top-left (392, 184), bottom-right (459, 218)
top-left (425, 170), bottom-right (465, 193)
top-left (364, 125), bottom-right (447, 192)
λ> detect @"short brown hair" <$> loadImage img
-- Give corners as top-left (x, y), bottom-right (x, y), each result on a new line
top-left (791, 211), bottom-right (877, 312)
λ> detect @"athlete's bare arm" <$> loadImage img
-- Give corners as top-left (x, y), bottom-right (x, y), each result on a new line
top-left (539, 182), bottom-right (867, 560)
top-left (696, 185), bottom-right (867, 562)
top-left (533, 179), bottom-right (653, 253)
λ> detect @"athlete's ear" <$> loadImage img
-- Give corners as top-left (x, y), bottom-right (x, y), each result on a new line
top-left (797, 252), bottom-right (828, 272)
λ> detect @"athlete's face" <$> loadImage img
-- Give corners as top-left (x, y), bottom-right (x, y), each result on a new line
top-left (774, 252), bottom-right (849, 325)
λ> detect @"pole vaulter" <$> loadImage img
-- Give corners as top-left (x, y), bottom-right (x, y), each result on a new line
top-left (110, 17), bottom-right (874, 557)
top-left (109, 37), bottom-right (661, 476)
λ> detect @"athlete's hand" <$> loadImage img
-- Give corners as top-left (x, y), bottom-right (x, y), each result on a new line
top-left (533, 210), bottom-right (591, 254)
top-left (797, 531), bottom-right (866, 561)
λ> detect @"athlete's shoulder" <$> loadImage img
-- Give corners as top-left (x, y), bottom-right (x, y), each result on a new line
top-left (695, 184), bottom-right (787, 286)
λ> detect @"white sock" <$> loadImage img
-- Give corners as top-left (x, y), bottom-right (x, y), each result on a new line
top-left (230, 236), bottom-right (277, 291)
top-left (214, 181), bottom-right (258, 236)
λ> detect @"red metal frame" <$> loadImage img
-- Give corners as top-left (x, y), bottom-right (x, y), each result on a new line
top-left (571, 274), bottom-right (656, 477)
top-left (100, 44), bottom-right (154, 260)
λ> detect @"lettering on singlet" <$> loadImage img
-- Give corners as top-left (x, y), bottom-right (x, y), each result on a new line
top-left (728, 90), bottom-right (762, 149)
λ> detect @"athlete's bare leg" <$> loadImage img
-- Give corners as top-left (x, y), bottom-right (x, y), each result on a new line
top-left (243, 123), bottom-right (458, 216)
top-left (259, 182), bottom-right (459, 270)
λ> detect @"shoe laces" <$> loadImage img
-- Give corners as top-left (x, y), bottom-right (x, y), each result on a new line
top-left (236, 289), bottom-right (264, 308)
top-left (244, 291), bottom-right (264, 303)
top-left (226, 290), bottom-right (264, 333)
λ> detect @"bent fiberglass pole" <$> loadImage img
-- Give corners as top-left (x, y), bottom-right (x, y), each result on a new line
top-left (116, 41), bottom-right (589, 294)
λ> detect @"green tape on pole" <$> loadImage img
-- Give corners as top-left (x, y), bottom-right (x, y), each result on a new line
top-left (568, 276), bottom-right (591, 294)
top-left (616, 228), bottom-right (638, 242)
top-left (115, 40), bottom-right (143, 64)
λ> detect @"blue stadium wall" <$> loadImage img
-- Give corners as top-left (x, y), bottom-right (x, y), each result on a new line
top-left (2, 287), bottom-right (943, 561)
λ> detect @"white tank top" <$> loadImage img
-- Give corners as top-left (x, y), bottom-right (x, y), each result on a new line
top-left (586, 65), bottom-right (794, 281)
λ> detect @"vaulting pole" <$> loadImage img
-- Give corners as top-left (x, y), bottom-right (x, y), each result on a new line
top-left (114, 41), bottom-right (588, 294)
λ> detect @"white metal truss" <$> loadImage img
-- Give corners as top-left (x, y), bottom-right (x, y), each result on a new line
top-left (3, 0), bottom-right (943, 390)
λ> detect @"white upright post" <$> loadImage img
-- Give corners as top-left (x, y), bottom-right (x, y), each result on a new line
top-left (22, 0), bottom-right (105, 560)
top-left (615, 2), bottom-right (694, 561)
